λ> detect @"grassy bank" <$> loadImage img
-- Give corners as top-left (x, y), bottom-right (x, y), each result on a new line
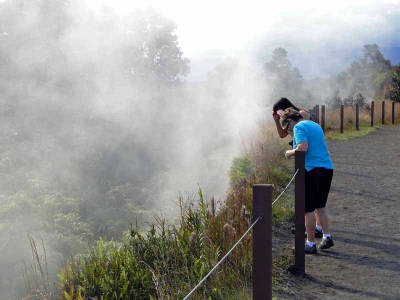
top-left (325, 125), bottom-right (379, 140)
top-left (22, 124), bottom-right (296, 299)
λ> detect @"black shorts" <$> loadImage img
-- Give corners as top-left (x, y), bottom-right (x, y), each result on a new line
top-left (305, 167), bottom-right (333, 213)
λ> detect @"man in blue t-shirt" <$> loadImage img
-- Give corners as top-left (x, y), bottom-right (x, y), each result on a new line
top-left (281, 108), bottom-right (334, 254)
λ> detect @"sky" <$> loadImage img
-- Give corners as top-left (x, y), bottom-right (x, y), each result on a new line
top-left (82, 0), bottom-right (400, 80)
top-left (85, 0), bottom-right (400, 69)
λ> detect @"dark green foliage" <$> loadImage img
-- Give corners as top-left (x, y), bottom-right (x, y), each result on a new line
top-left (60, 174), bottom-right (296, 299)
top-left (60, 239), bottom-right (154, 299)
top-left (355, 93), bottom-right (367, 107)
top-left (59, 190), bottom-right (251, 299)
top-left (385, 66), bottom-right (400, 103)
top-left (229, 156), bottom-right (255, 188)
top-left (335, 44), bottom-right (394, 101)
top-left (342, 93), bottom-right (366, 107)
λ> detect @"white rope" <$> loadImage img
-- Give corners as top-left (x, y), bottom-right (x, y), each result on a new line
top-left (183, 168), bottom-right (299, 299)
top-left (272, 168), bottom-right (299, 206)
top-left (183, 215), bottom-right (262, 300)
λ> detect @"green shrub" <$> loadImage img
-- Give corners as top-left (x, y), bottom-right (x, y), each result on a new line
top-left (229, 156), bottom-right (255, 188)
top-left (59, 190), bottom-right (256, 299)
top-left (60, 239), bottom-right (154, 299)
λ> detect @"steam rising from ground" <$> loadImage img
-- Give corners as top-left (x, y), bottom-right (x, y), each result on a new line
top-left (0, 2), bottom-right (267, 298)
top-left (0, 0), bottom-right (399, 298)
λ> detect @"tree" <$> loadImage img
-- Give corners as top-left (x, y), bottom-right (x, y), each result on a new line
top-left (327, 90), bottom-right (342, 109)
top-left (385, 66), bottom-right (400, 103)
top-left (122, 9), bottom-right (190, 85)
top-left (343, 95), bottom-right (354, 106)
top-left (338, 44), bottom-right (392, 99)
top-left (361, 44), bottom-right (391, 72)
top-left (362, 44), bottom-right (392, 92)
top-left (355, 93), bottom-right (366, 107)
top-left (342, 93), bottom-right (366, 107)
top-left (263, 47), bottom-right (303, 99)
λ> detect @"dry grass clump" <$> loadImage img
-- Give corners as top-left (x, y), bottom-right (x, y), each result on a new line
top-left (324, 101), bottom-right (400, 133)
top-left (372, 100), bottom-right (400, 125)
top-left (325, 105), bottom-right (371, 131)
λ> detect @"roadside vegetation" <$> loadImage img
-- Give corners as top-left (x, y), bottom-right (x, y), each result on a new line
top-left (324, 100), bottom-right (400, 140)
top-left (24, 125), bottom-right (295, 299)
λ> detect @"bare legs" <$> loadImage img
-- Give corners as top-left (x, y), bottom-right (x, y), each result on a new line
top-left (316, 205), bottom-right (328, 228)
top-left (306, 207), bottom-right (329, 242)
top-left (305, 212), bottom-right (316, 242)
top-left (315, 207), bottom-right (329, 234)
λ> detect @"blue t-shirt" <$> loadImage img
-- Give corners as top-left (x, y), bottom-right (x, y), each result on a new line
top-left (293, 120), bottom-right (334, 171)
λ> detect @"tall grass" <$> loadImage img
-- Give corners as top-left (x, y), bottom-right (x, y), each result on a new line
top-left (58, 191), bottom-right (294, 299)
top-left (23, 235), bottom-right (59, 300)
top-left (325, 105), bottom-right (371, 131)
top-left (59, 190), bottom-right (248, 299)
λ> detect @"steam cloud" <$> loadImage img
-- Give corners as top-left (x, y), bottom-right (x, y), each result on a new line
top-left (0, 0), bottom-right (399, 298)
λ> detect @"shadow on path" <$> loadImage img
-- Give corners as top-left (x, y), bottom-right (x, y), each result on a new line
top-left (319, 249), bottom-right (400, 274)
top-left (330, 187), bottom-right (398, 203)
top-left (304, 274), bottom-right (400, 300)
top-left (334, 229), bottom-right (400, 244)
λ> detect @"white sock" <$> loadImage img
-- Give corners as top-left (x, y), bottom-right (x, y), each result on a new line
top-left (316, 225), bottom-right (322, 231)
top-left (323, 234), bottom-right (331, 239)
top-left (306, 240), bottom-right (316, 247)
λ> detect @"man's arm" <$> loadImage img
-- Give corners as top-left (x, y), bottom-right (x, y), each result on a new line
top-left (273, 111), bottom-right (289, 138)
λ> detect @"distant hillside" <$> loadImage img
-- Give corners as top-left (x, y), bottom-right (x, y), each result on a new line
top-left (290, 47), bottom-right (400, 79)
top-left (187, 46), bottom-right (400, 82)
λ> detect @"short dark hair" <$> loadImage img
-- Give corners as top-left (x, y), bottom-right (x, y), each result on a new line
top-left (272, 97), bottom-right (300, 112)
top-left (281, 108), bottom-right (303, 130)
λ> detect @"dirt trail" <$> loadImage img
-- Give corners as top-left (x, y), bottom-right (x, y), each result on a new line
top-left (289, 126), bottom-right (400, 300)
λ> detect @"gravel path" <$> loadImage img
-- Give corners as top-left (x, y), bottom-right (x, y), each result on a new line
top-left (290, 126), bottom-right (400, 300)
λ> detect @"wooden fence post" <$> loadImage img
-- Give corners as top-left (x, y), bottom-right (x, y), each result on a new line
top-left (253, 184), bottom-right (272, 300)
top-left (314, 105), bottom-right (320, 124)
top-left (356, 104), bottom-right (359, 130)
top-left (321, 105), bottom-right (325, 133)
top-left (392, 102), bottom-right (395, 125)
top-left (382, 101), bottom-right (385, 125)
top-left (340, 105), bottom-right (344, 134)
top-left (371, 101), bottom-right (375, 127)
top-left (295, 151), bottom-right (305, 275)
top-left (309, 107), bottom-right (314, 121)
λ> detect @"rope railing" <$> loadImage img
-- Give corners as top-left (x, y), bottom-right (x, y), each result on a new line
top-left (183, 168), bottom-right (300, 299)
top-left (272, 168), bottom-right (299, 206)
top-left (183, 215), bottom-right (262, 300)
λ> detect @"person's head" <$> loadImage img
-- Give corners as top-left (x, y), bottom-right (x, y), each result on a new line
top-left (272, 97), bottom-right (300, 115)
top-left (280, 108), bottom-right (303, 134)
